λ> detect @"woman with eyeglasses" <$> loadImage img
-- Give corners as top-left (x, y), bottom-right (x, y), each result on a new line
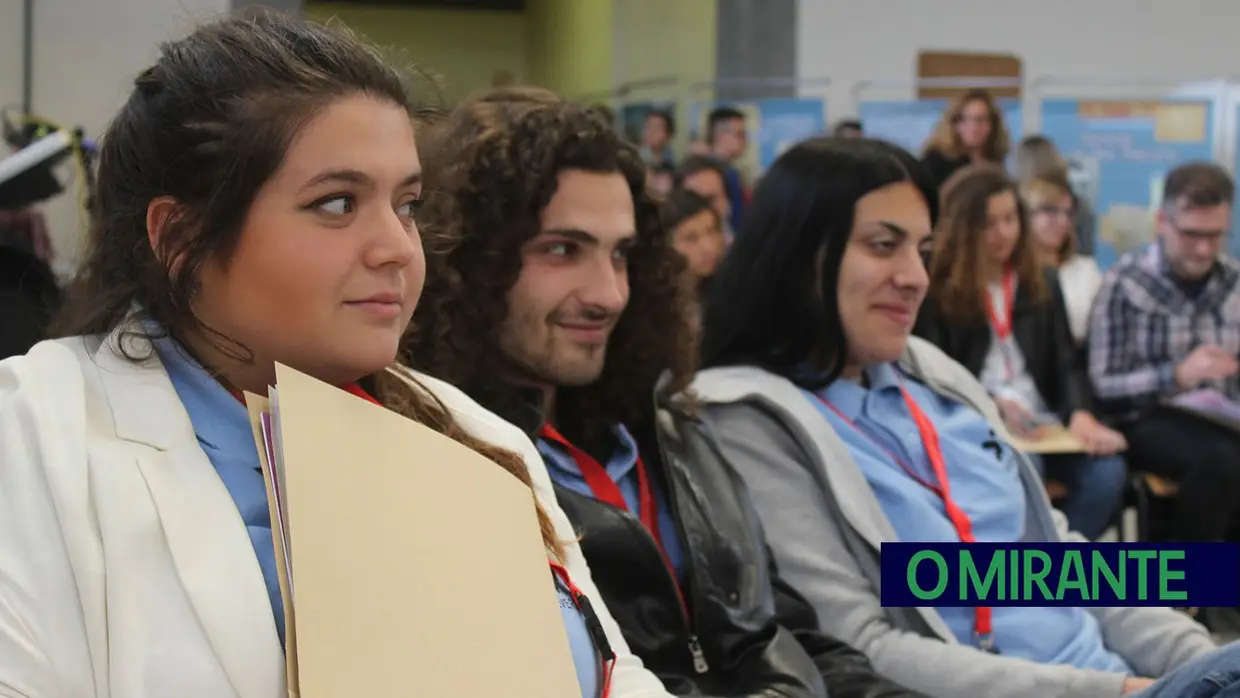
top-left (1021, 174), bottom-right (1102, 346)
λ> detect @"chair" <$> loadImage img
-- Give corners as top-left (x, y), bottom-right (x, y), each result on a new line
top-left (1126, 472), bottom-right (1180, 542)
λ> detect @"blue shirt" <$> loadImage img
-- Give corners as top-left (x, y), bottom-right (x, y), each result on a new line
top-left (537, 424), bottom-right (687, 584)
top-left (806, 362), bottom-right (1130, 673)
top-left (557, 577), bottom-right (602, 697)
top-left (723, 165), bottom-right (745, 233)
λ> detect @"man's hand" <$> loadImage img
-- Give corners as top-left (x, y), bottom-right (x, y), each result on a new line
top-left (994, 397), bottom-right (1042, 438)
top-left (1175, 345), bottom-right (1239, 390)
top-left (1121, 676), bottom-right (1156, 694)
top-left (1068, 411), bottom-right (1127, 455)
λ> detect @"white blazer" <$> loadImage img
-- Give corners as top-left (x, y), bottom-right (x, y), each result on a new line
top-left (0, 331), bottom-right (672, 698)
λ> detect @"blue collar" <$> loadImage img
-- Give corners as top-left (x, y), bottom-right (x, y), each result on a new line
top-left (540, 423), bottom-right (642, 482)
top-left (819, 362), bottom-right (904, 421)
top-left (152, 336), bottom-right (256, 464)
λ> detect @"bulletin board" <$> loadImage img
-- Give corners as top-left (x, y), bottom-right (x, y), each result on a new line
top-left (917, 51), bottom-right (1023, 100)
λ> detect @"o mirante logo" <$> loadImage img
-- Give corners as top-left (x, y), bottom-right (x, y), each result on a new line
top-left (880, 543), bottom-right (1240, 607)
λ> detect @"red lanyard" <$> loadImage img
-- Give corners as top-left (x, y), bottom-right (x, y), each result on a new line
top-left (984, 267), bottom-right (1018, 381)
top-left (550, 561), bottom-right (615, 698)
top-left (814, 384), bottom-right (997, 653)
top-left (984, 266), bottom-right (1016, 341)
top-left (539, 423), bottom-right (669, 566)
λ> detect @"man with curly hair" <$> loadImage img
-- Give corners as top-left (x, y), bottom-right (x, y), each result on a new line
top-left (406, 86), bottom-right (924, 698)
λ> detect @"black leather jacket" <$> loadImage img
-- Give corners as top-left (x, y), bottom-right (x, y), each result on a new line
top-left (914, 266), bottom-right (1090, 424)
top-left (496, 391), bottom-right (924, 698)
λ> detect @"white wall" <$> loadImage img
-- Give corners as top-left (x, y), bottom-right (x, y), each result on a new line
top-left (26, 0), bottom-right (228, 276)
top-left (0, 2), bottom-right (24, 113)
top-left (799, 0), bottom-right (1240, 122)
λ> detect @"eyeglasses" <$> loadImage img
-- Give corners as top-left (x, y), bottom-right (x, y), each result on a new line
top-left (1033, 205), bottom-right (1074, 219)
top-left (1167, 218), bottom-right (1227, 243)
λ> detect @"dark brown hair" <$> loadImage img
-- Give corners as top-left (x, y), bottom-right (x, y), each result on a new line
top-left (927, 164), bottom-right (1046, 324)
top-left (1163, 162), bottom-right (1235, 211)
top-left (406, 87), bottom-right (696, 442)
top-left (51, 11), bottom-right (564, 560)
top-left (924, 89), bottom-right (1011, 162)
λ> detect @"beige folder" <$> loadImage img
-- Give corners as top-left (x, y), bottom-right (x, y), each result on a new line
top-left (1008, 423), bottom-right (1087, 455)
top-left (247, 363), bottom-right (580, 698)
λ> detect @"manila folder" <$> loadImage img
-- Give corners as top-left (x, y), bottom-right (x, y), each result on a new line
top-left (273, 363), bottom-right (579, 698)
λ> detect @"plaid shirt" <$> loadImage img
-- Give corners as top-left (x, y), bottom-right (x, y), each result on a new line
top-left (1088, 243), bottom-right (1240, 423)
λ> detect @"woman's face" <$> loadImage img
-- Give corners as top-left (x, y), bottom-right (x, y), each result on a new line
top-left (982, 189), bottom-right (1023, 268)
top-left (836, 182), bottom-right (933, 369)
top-left (956, 99), bottom-right (993, 151)
top-left (191, 94), bottom-right (425, 387)
top-left (671, 209), bottom-right (725, 281)
top-left (1028, 190), bottom-right (1074, 257)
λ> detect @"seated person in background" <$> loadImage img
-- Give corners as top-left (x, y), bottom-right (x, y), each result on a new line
top-left (920, 90), bottom-right (1010, 191)
top-left (677, 154), bottom-right (735, 244)
top-left (0, 244), bottom-right (61, 359)
top-left (661, 188), bottom-right (725, 307)
top-left (1021, 174), bottom-right (1102, 346)
top-left (833, 119), bottom-right (865, 139)
top-left (1013, 134), bottom-right (1096, 256)
top-left (647, 163), bottom-right (676, 197)
top-left (915, 165), bottom-right (1126, 540)
top-left (406, 87), bottom-right (926, 698)
top-left (640, 110), bottom-right (676, 169)
top-left (1089, 162), bottom-right (1240, 545)
top-left (690, 137), bottom-right (1227, 698)
top-left (0, 15), bottom-right (669, 698)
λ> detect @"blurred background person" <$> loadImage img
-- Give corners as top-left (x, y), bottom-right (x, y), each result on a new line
top-left (704, 106), bottom-right (749, 232)
top-left (1021, 174), bottom-right (1102, 346)
top-left (921, 89), bottom-right (1011, 191)
top-left (1014, 134), bottom-right (1096, 256)
top-left (640, 110), bottom-right (676, 169)
top-left (662, 188), bottom-right (725, 307)
top-left (832, 119), bottom-right (864, 138)
top-left (647, 163), bottom-right (676, 198)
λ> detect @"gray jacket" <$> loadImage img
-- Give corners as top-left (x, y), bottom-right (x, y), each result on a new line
top-left (688, 337), bottom-right (1214, 698)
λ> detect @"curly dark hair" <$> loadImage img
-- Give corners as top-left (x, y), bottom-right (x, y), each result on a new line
top-left (406, 86), bottom-right (696, 440)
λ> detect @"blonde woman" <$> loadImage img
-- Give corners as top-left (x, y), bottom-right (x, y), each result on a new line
top-left (1022, 175), bottom-right (1103, 345)
top-left (1015, 135), bottom-right (1097, 255)
top-left (921, 89), bottom-right (1011, 190)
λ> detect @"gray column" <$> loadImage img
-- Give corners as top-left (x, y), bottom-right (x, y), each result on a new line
top-left (714, 0), bottom-right (797, 101)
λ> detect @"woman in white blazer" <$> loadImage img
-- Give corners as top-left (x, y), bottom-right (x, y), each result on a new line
top-left (0, 12), bottom-right (670, 698)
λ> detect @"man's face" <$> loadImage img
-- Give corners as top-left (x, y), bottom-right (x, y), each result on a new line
top-left (499, 169), bottom-right (636, 387)
top-left (1159, 201), bottom-right (1230, 280)
top-left (682, 168), bottom-right (730, 222)
top-left (712, 117), bottom-right (747, 160)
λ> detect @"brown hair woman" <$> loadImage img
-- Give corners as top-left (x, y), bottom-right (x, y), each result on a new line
top-left (915, 164), bottom-right (1127, 540)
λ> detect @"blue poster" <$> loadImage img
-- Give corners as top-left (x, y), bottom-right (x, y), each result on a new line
top-left (858, 98), bottom-right (1023, 160)
top-left (754, 98), bottom-right (827, 170)
top-left (688, 97), bottom-right (827, 172)
top-left (1041, 98), bottom-right (1216, 269)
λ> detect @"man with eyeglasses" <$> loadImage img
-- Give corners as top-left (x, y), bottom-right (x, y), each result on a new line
top-left (1089, 163), bottom-right (1240, 558)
